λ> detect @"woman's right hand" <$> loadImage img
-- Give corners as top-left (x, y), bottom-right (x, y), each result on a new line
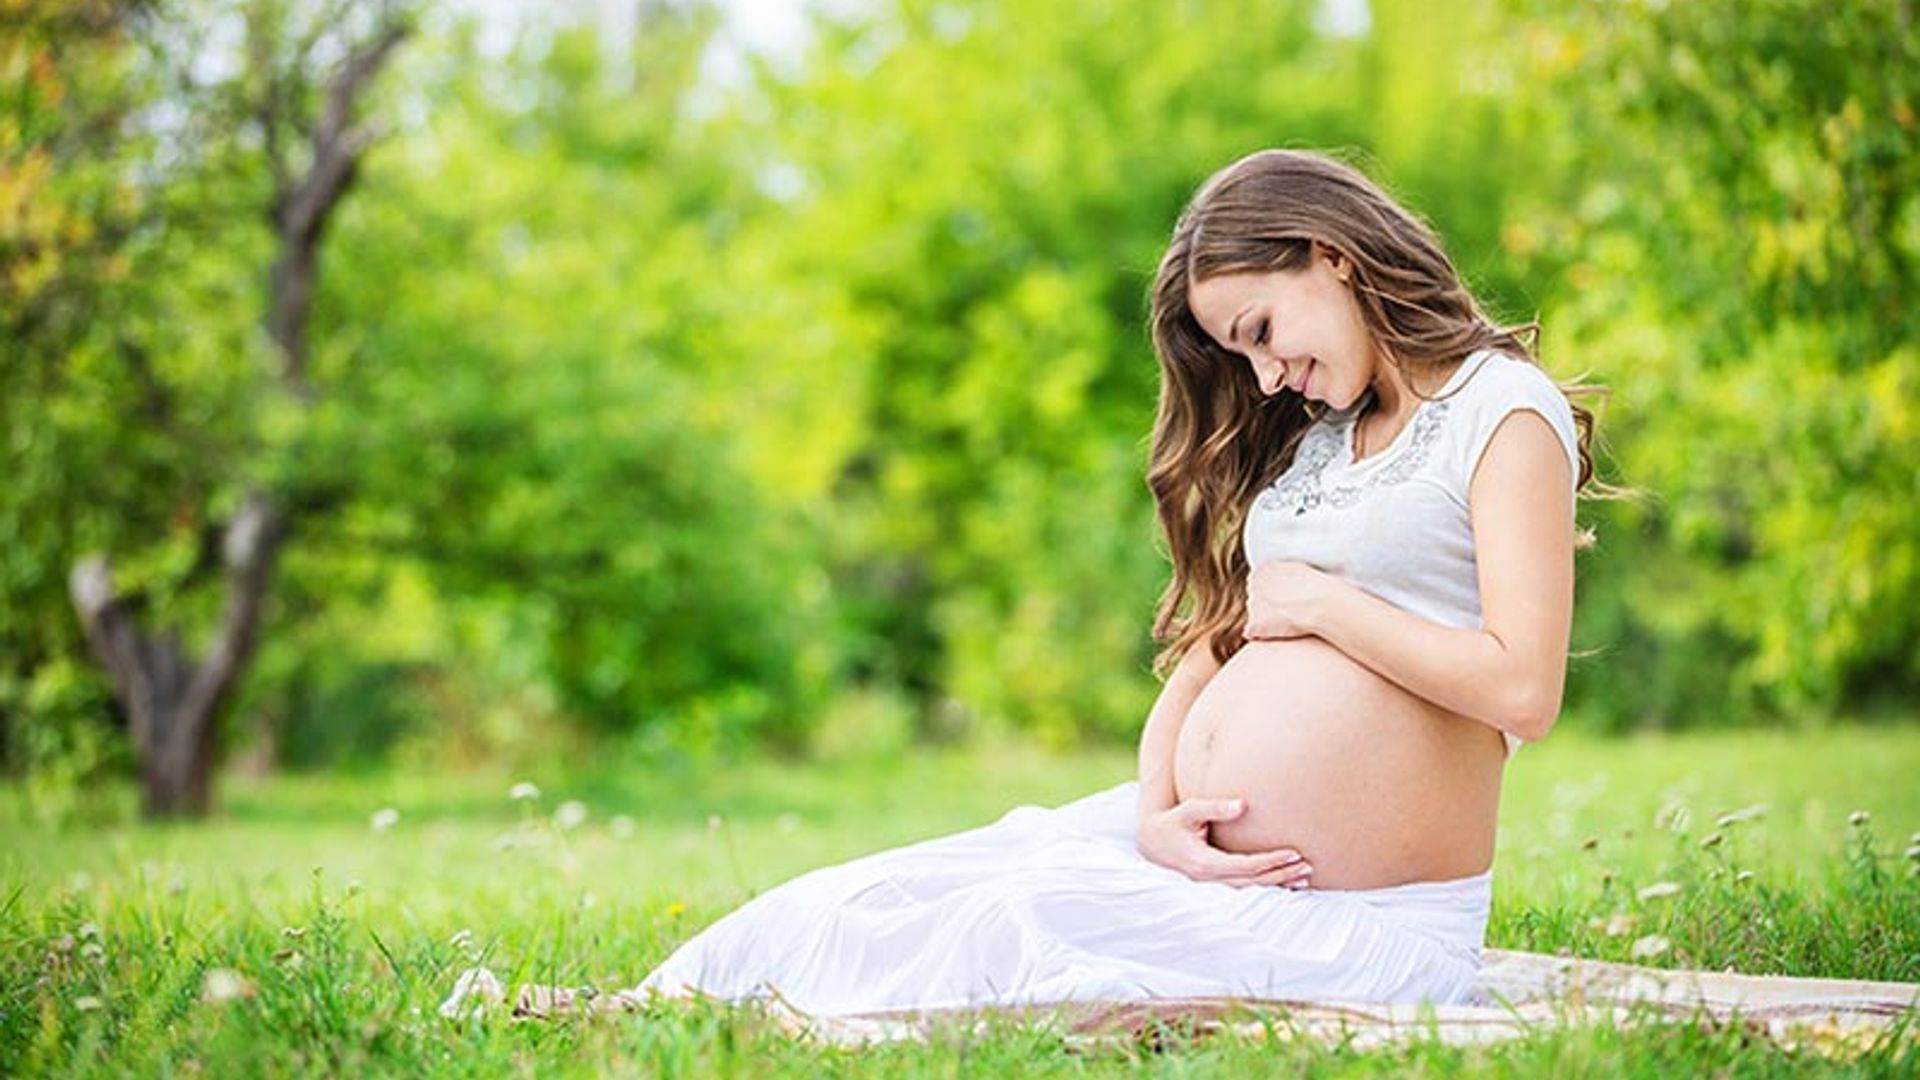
top-left (1136, 797), bottom-right (1314, 889)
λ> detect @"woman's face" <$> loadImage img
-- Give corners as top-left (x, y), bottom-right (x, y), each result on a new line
top-left (1186, 247), bottom-right (1376, 409)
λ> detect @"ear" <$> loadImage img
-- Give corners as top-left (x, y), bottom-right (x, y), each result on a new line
top-left (1314, 241), bottom-right (1352, 283)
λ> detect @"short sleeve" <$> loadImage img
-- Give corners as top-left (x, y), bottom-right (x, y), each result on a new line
top-left (1448, 356), bottom-right (1582, 500)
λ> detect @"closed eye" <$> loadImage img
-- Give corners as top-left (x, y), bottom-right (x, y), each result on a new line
top-left (1253, 318), bottom-right (1270, 347)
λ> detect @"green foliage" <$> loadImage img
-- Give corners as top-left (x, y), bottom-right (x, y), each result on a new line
top-left (3, 0), bottom-right (1916, 787)
top-left (1506, 0), bottom-right (1920, 725)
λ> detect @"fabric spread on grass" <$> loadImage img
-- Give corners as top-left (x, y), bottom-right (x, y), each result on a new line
top-left (440, 949), bottom-right (1920, 1058)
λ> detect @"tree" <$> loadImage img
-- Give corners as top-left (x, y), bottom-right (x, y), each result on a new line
top-left (65, 0), bottom-right (410, 816)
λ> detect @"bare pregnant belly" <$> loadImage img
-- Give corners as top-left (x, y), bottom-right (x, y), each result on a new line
top-left (1173, 636), bottom-right (1505, 890)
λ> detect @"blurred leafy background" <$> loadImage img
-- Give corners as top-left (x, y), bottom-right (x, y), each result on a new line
top-left (3, 0), bottom-right (1915, 819)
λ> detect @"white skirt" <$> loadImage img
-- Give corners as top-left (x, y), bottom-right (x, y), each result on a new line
top-left (631, 780), bottom-right (1491, 1015)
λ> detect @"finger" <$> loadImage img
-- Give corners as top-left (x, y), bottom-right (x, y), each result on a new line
top-left (1211, 847), bottom-right (1303, 874)
top-left (1252, 860), bottom-right (1315, 889)
top-left (1215, 861), bottom-right (1314, 890)
top-left (1187, 847), bottom-right (1302, 882)
top-left (1179, 798), bottom-right (1247, 826)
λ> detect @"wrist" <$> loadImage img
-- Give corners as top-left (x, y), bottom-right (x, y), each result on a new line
top-left (1310, 582), bottom-right (1351, 639)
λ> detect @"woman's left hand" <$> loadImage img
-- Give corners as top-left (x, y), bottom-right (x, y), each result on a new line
top-left (1245, 561), bottom-right (1346, 640)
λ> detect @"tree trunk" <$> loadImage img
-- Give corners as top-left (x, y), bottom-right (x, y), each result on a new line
top-left (70, 495), bottom-right (285, 817)
top-left (65, 11), bottom-right (407, 819)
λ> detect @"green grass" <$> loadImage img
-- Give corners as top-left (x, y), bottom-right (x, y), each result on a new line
top-left (4, 725), bottom-right (1920, 1077)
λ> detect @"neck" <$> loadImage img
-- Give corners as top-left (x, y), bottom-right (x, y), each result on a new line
top-left (1364, 357), bottom-right (1423, 423)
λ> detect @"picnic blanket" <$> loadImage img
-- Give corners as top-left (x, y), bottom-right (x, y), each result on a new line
top-left (440, 948), bottom-right (1920, 1057)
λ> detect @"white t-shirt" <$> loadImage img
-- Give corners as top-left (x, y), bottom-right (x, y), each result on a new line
top-left (1241, 348), bottom-right (1582, 759)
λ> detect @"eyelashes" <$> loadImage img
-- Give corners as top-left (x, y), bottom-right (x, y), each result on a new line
top-left (1253, 318), bottom-right (1270, 347)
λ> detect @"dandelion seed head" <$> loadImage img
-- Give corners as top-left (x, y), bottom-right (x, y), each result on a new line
top-left (370, 808), bottom-right (400, 834)
top-left (509, 782), bottom-right (541, 802)
top-left (707, 814), bottom-right (724, 832)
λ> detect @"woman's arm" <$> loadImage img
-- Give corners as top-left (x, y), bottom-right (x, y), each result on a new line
top-left (1272, 410), bottom-right (1576, 744)
top-left (1135, 641), bottom-right (1222, 820)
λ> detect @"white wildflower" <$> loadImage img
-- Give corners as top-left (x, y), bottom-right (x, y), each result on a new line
top-left (1636, 881), bottom-right (1683, 902)
top-left (554, 800), bottom-right (588, 831)
top-left (1848, 810), bottom-right (1870, 827)
top-left (200, 968), bottom-right (256, 1005)
top-left (509, 782), bottom-right (541, 802)
top-left (74, 995), bottom-right (104, 1012)
top-left (1630, 934), bottom-right (1671, 960)
top-left (369, 808), bottom-right (400, 834)
top-left (1714, 803), bottom-right (1768, 827)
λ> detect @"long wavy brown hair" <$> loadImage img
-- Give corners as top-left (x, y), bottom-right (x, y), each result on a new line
top-left (1146, 148), bottom-right (1628, 680)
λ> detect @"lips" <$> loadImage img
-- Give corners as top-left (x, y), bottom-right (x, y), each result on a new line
top-left (1290, 360), bottom-right (1314, 396)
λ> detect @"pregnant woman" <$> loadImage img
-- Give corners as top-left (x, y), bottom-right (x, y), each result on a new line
top-left (625, 148), bottom-right (1604, 1014)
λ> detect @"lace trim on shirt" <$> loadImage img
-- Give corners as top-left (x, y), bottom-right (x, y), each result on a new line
top-left (1254, 400), bottom-right (1455, 517)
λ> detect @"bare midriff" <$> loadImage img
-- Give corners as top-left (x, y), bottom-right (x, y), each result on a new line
top-left (1173, 636), bottom-right (1505, 891)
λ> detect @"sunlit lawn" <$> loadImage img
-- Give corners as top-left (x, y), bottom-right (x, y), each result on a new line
top-left (4, 723), bottom-right (1919, 1077)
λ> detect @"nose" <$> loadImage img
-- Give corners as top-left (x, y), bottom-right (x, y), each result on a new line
top-left (1251, 356), bottom-right (1283, 396)
top-left (1256, 360), bottom-right (1295, 397)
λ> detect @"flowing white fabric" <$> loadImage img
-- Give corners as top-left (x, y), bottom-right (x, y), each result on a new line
top-left (630, 780), bottom-right (1492, 1015)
